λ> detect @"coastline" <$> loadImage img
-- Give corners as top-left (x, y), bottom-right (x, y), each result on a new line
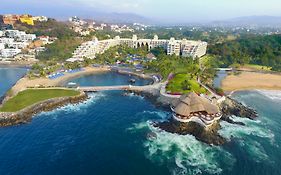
top-left (0, 66), bottom-right (157, 127)
top-left (0, 61), bottom-right (35, 68)
top-left (7, 66), bottom-right (110, 98)
top-left (221, 71), bottom-right (281, 92)
top-left (0, 91), bottom-right (87, 127)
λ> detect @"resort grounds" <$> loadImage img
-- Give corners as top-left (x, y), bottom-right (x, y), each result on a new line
top-left (9, 66), bottom-right (110, 96)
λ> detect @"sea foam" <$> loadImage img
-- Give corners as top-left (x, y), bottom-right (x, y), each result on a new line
top-left (256, 90), bottom-right (281, 102)
top-left (130, 121), bottom-right (235, 175)
top-left (219, 116), bottom-right (275, 162)
top-left (37, 92), bottom-right (106, 118)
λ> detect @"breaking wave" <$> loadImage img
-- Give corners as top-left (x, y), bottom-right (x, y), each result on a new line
top-left (37, 92), bottom-right (106, 118)
top-left (219, 116), bottom-right (275, 162)
top-left (137, 110), bottom-right (170, 120)
top-left (256, 90), bottom-right (281, 102)
top-left (130, 121), bottom-right (235, 175)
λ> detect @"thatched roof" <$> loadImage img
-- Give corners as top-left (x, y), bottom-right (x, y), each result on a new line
top-left (172, 92), bottom-right (219, 117)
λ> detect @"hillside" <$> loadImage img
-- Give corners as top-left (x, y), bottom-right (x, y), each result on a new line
top-left (208, 34), bottom-right (281, 71)
top-left (13, 19), bottom-right (77, 38)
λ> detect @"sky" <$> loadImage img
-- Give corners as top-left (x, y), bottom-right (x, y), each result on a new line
top-left (1, 0), bottom-right (281, 23)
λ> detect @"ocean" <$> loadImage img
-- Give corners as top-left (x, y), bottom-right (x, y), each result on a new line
top-left (0, 68), bottom-right (280, 175)
top-left (0, 67), bottom-right (27, 97)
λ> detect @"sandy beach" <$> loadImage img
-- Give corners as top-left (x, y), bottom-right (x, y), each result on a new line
top-left (222, 72), bottom-right (281, 91)
top-left (9, 66), bottom-right (110, 96)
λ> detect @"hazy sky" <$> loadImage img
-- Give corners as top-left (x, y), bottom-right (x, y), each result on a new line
top-left (1, 0), bottom-right (281, 23)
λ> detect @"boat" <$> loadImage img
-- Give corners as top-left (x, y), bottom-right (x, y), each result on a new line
top-left (129, 78), bottom-right (136, 84)
top-left (67, 82), bottom-right (78, 88)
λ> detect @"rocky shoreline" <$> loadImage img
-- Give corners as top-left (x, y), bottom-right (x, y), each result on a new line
top-left (154, 119), bottom-right (226, 145)
top-left (0, 91), bottom-right (87, 127)
top-left (127, 89), bottom-right (258, 145)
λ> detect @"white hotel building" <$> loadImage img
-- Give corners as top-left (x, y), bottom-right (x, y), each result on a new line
top-left (71, 35), bottom-right (207, 61)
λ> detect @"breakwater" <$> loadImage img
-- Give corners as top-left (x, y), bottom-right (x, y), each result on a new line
top-left (0, 92), bottom-right (87, 127)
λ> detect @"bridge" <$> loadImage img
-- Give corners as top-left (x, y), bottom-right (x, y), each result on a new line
top-left (78, 83), bottom-right (162, 93)
top-left (215, 68), bottom-right (233, 71)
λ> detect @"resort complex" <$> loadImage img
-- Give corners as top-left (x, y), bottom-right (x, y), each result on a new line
top-left (70, 35), bottom-right (207, 61)
top-left (171, 92), bottom-right (222, 127)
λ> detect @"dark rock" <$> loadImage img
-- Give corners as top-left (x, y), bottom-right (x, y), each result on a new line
top-left (220, 97), bottom-right (258, 120)
top-left (221, 115), bottom-right (246, 126)
top-left (154, 118), bottom-right (226, 146)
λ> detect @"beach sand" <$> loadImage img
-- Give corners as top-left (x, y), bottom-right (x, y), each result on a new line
top-left (222, 72), bottom-right (281, 91)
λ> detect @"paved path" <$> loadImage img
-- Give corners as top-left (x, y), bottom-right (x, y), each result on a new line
top-left (79, 83), bottom-right (163, 92)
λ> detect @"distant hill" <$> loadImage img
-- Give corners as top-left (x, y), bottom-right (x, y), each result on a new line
top-left (92, 12), bottom-right (151, 24)
top-left (53, 10), bottom-right (151, 24)
top-left (212, 16), bottom-right (281, 27)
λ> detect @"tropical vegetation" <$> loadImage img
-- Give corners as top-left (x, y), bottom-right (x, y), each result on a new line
top-left (208, 34), bottom-right (281, 71)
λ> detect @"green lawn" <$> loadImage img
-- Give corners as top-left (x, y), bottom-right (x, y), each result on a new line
top-left (166, 74), bottom-right (207, 94)
top-left (0, 89), bottom-right (80, 112)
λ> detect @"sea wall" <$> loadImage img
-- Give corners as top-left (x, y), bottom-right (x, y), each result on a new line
top-left (128, 84), bottom-right (179, 107)
top-left (0, 92), bottom-right (87, 127)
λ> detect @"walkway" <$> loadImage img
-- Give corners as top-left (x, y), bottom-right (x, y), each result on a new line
top-left (197, 78), bottom-right (221, 99)
top-left (79, 83), bottom-right (162, 92)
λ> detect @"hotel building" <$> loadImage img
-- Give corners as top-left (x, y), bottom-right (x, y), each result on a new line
top-left (71, 35), bottom-right (207, 61)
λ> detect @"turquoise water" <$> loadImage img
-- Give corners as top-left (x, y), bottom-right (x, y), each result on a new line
top-left (65, 71), bottom-right (153, 86)
top-left (0, 68), bottom-right (281, 175)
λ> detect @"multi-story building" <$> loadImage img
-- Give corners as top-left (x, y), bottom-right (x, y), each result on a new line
top-left (0, 49), bottom-right (21, 58)
top-left (0, 37), bottom-right (14, 44)
top-left (72, 38), bottom-right (120, 60)
top-left (7, 42), bottom-right (29, 49)
top-left (167, 38), bottom-right (181, 56)
top-left (5, 30), bottom-right (36, 42)
top-left (72, 35), bottom-right (207, 60)
top-left (0, 29), bottom-right (37, 59)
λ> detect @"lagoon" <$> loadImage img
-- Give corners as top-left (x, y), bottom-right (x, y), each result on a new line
top-left (65, 71), bottom-right (153, 87)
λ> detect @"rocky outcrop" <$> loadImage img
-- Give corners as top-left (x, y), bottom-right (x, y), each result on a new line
top-left (154, 118), bottom-right (226, 145)
top-left (220, 97), bottom-right (258, 120)
top-left (0, 92), bottom-right (87, 127)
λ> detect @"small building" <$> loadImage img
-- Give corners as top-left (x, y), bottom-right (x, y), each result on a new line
top-left (171, 92), bottom-right (222, 127)
top-left (0, 48), bottom-right (21, 59)
top-left (66, 57), bottom-right (84, 62)
top-left (32, 16), bottom-right (48, 22)
top-left (19, 15), bottom-right (34, 25)
top-left (3, 14), bottom-right (20, 25)
top-left (146, 53), bottom-right (157, 60)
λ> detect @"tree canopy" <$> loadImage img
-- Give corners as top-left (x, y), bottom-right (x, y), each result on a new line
top-left (208, 34), bottom-right (281, 71)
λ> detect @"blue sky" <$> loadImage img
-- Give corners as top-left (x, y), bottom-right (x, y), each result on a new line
top-left (1, 0), bottom-right (281, 23)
